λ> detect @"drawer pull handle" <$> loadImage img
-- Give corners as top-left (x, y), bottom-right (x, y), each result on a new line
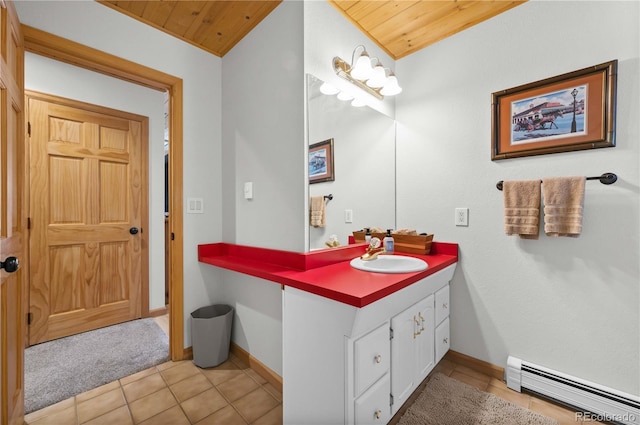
top-left (443, 303), bottom-right (448, 309)
top-left (443, 337), bottom-right (449, 344)
top-left (413, 315), bottom-right (422, 338)
top-left (375, 410), bottom-right (382, 419)
top-left (375, 355), bottom-right (382, 364)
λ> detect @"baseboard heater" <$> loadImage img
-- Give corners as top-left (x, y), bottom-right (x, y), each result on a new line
top-left (506, 356), bottom-right (640, 425)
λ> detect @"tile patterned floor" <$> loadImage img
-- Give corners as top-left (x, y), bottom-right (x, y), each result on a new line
top-left (26, 354), bottom-right (602, 425)
top-left (25, 354), bottom-right (282, 425)
top-left (25, 315), bottom-right (599, 425)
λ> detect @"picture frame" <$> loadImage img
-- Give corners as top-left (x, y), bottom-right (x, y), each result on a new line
top-left (491, 60), bottom-right (617, 160)
top-left (309, 138), bottom-right (335, 184)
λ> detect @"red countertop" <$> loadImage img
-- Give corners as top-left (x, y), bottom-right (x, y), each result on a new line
top-left (197, 242), bottom-right (458, 308)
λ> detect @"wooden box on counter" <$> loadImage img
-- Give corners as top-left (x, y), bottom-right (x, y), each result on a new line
top-left (352, 231), bottom-right (434, 255)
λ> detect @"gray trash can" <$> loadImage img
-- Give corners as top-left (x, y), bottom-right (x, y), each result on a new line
top-left (190, 304), bottom-right (234, 368)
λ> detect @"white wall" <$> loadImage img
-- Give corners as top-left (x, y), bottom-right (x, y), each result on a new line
top-left (221, 1), bottom-right (305, 252)
top-left (24, 54), bottom-right (166, 311)
top-left (16, 1), bottom-right (223, 348)
top-left (396, 1), bottom-right (639, 395)
top-left (216, 1), bottom-right (305, 375)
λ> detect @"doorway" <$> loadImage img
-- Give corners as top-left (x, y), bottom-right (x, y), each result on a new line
top-left (22, 25), bottom-right (185, 360)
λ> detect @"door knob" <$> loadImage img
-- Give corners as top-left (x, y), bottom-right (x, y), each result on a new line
top-left (129, 227), bottom-right (139, 235)
top-left (0, 256), bottom-right (19, 273)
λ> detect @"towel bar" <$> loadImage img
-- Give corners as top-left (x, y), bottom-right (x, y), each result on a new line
top-left (496, 173), bottom-right (617, 191)
top-left (324, 194), bottom-right (333, 201)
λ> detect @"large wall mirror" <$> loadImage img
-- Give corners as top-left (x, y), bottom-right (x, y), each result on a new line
top-left (307, 74), bottom-right (396, 251)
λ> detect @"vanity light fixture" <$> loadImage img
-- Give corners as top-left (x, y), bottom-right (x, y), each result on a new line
top-left (350, 51), bottom-right (373, 80)
top-left (336, 91), bottom-right (354, 101)
top-left (366, 59), bottom-right (387, 89)
top-left (380, 71), bottom-right (402, 96)
top-left (333, 45), bottom-right (402, 100)
top-left (319, 82), bottom-right (340, 95)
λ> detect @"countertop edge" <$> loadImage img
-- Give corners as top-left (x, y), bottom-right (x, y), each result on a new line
top-left (198, 242), bottom-right (459, 307)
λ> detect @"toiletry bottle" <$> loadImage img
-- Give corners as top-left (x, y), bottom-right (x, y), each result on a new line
top-left (365, 228), bottom-right (371, 243)
top-left (383, 229), bottom-right (394, 254)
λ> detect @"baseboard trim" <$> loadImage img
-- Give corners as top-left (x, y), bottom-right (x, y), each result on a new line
top-left (445, 350), bottom-right (505, 380)
top-left (183, 346), bottom-right (193, 360)
top-left (147, 306), bottom-right (168, 318)
top-left (230, 343), bottom-right (283, 394)
top-left (182, 342), bottom-right (282, 393)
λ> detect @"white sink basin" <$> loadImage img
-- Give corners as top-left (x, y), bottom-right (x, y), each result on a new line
top-left (350, 255), bottom-right (428, 274)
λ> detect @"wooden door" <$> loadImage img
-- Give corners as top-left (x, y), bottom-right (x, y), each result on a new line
top-left (27, 92), bottom-right (148, 345)
top-left (0, 1), bottom-right (26, 424)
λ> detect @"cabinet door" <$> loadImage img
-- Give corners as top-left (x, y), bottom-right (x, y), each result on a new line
top-left (390, 304), bottom-right (417, 413)
top-left (355, 373), bottom-right (390, 425)
top-left (415, 295), bottom-right (435, 383)
top-left (435, 317), bottom-right (450, 363)
top-left (354, 323), bottom-right (390, 397)
top-left (435, 284), bottom-right (450, 326)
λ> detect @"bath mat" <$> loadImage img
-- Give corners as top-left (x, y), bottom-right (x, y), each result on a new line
top-left (397, 373), bottom-right (558, 425)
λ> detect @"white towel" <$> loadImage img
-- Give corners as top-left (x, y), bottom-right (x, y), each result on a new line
top-left (542, 176), bottom-right (586, 237)
top-left (309, 196), bottom-right (325, 228)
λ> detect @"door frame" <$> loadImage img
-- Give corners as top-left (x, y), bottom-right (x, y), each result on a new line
top-left (22, 25), bottom-right (185, 360)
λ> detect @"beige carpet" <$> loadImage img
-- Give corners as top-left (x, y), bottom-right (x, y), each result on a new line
top-left (397, 373), bottom-right (558, 425)
top-left (25, 318), bottom-right (169, 414)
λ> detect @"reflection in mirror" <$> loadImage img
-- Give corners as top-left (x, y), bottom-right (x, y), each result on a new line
top-left (307, 74), bottom-right (396, 251)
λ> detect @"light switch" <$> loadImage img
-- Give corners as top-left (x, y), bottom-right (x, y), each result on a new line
top-left (244, 182), bottom-right (253, 200)
top-left (187, 198), bottom-right (204, 214)
top-left (345, 209), bottom-right (353, 223)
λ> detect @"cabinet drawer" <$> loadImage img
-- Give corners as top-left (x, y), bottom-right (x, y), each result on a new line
top-left (355, 373), bottom-right (390, 425)
top-left (354, 323), bottom-right (390, 397)
top-left (435, 284), bottom-right (450, 326)
top-left (435, 317), bottom-right (450, 363)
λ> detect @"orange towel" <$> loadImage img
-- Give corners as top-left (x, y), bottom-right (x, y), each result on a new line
top-left (309, 196), bottom-right (325, 228)
top-left (503, 180), bottom-right (541, 239)
top-left (542, 176), bottom-right (586, 237)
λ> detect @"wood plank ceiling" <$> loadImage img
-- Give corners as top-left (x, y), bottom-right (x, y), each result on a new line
top-left (98, 0), bottom-right (282, 57)
top-left (329, 1), bottom-right (527, 59)
top-left (98, 0), bottom-right (526, 59)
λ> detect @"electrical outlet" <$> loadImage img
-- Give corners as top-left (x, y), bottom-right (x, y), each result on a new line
top-left (345, 209), bottom-right (353, 223)
top-left (455, 208), bottom-right (469, 226)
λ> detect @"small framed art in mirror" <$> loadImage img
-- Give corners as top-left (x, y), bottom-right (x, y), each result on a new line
top-left (309, 138), bottom-right (335, 184)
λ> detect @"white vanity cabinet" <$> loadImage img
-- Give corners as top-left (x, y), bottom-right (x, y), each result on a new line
top-left (283, 263), bottom-right (456, 425)
top-left (390, 294), bottom-right (435, 417)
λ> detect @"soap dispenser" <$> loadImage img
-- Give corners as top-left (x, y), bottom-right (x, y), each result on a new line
top-left (383, 229), bottom-right (394, 254)
top-left (364, 228), bottom-right (372, 243)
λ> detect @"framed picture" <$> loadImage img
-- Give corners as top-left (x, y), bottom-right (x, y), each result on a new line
top-left (309, 138), bottom-right (334, 184)
top-left (491, 60), bottom-right (617, 160)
